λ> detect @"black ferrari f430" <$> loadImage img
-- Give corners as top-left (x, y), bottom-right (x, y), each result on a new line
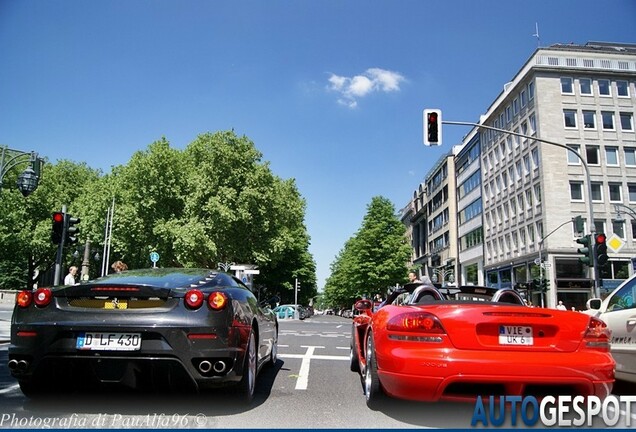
top-left (8, 268), bottom-right (278, 402)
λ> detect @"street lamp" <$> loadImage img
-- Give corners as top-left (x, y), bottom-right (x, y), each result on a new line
top-left (0, 147), bottom-right (43, 197)
top-left (614, 204), bottom-right (636, 221)
top-left (430, 267), bottom-right (455, 286)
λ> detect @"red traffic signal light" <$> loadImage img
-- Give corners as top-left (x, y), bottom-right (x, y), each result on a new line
top-left (595, 233), bottom-right (609, 266)
top-left (423, 109), bottom-right (442, 146)
top-left (52, 212), bottom-right (64, 244)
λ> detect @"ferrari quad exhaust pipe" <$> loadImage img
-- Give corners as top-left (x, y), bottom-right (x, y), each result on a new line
top-left (198, 360), bottom-right (212, 374)
top-left (7, 359), bottom-right (18, 370)
top-left (213, 361), bottom-right (226, 373)
top-left (17, 360), bottom-right (29, 371)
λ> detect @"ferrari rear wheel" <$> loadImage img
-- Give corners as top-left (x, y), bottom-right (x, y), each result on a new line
top-left (364, 334), bottom-right (384, 409)
top-left (237, 330), bottom-right (257, 404)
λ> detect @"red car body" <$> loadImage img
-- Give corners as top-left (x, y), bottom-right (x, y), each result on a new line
top-left (349, 284), bottom-right (615, 408)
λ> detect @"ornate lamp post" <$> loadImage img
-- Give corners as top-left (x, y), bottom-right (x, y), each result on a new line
top-left (0, 147), bottom-right (43, 197)
top-left (430, 267), bottom-right (455, 286)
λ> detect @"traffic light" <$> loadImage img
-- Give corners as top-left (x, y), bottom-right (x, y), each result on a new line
top-left (576, 234), bottom-right (593, 266)
top-left (595, 233), bottom-right (609, 266)
top-left (423, 109), bottom-right (442, 146)
top-left (65, 214), bottom-right (81, 245)
top-left (51, 212), bottom-right (64, 244)
top-left (540, 278), bottom-right (550, 292)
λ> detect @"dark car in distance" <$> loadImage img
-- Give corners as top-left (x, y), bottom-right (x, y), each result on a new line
top-left (9, 268), bottom-right (278, 402)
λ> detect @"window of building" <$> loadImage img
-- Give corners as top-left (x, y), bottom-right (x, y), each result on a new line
top-left (513, 98), bottom-right (520, 116)
top-left (528, 81), bottom-right (535, 100)
top-left (583, 111), bottom-right (596, 129)
top-left (567, 144), bottom-right (580, 164)
top-left (528, 224), bottom-right (535, 243)
top-left (526, 189), bottom-right (533, 208)
top-left (586, 146), bottom-right (600, 165)
top-left (515, 161), bottom-right (522, 180)
top-left (523, 155), bottom-right (530, 176)
top-left (534, 184), bottom-right (542, 207)
top-left (564, 110), bottom-right (577, 128)
top-left (629, 184), bottom-right (636, 203)
top-left (609, 183), bottom-right (622, 202)
top-left (632, 220), bottom-right (636, 241)
top-left (606, 147), bottom-right (619, 166)
top-left (620, 112), bottom-right (634, 131)
top-left (613, 220), bottom-right (625, 239)
top-left (591, 183), bottom-right (603, 202)
top-left (520, 89), bottom-right (527, 107)
top-left (598, 79), bottom-right (611, 96)
top-left (518, 193), bottom-right (525, 212)
top-left (601, 111), bottom-right (615, 130)
top-left (560, 77), bottom-right (573, 94)
top-left (529, 113), bottom-right (536, 135)
top-left (531, 148), bottom-right (539, 169)
top-left (594, 220), bottom-right (606, 237)
top-left (625, 148), bottom-right (636, 166)
top-left (570, 182), bottom-right (584, 201)
top-left (579, 78), bottom-right (592, 95)
top-left (616, 80), bottom-right (629, 97)
top-left (506, 105), bottom-right (512, 123)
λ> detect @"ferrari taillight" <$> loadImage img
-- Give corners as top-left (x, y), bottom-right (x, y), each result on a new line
top-left (208, 291), bottom-right (228, 310)
top-left (185, 289), bottom-right (204, 309)
top-left (16, 290), bottom-right (33, 308)
top-left (583, 316), bottom-right (611, 352)
top-left (387, 312), bottom-right (446, 334)
top-left (33, 288), bottom-right (52, 307)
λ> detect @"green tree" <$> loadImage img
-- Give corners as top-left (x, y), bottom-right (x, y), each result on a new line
top-left (324, 196), bottom-right (410, 308)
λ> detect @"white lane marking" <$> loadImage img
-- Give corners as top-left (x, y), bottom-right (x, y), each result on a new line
top-left (297, 345), bottom-right (319, 390)
top-left (336, 325), bottom-right (343, 328)
top-left (335, 346), bottom-right (349, 350)
top-left (280, 353), bottom-right (348, 361)
top-left (0, 384), bottom-right (19, 395)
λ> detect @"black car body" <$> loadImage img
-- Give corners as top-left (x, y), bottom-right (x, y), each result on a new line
top-left (9, 268), bottom-right (278, 401)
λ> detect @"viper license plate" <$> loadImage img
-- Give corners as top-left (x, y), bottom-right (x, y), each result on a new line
top-left (498, 325), bottom-right (533, 346)
top-left (76, 332), bottom-right (141, 351)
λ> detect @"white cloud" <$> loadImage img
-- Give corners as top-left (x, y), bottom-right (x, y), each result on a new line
top-left (327, 68), bottom-right (405, 108)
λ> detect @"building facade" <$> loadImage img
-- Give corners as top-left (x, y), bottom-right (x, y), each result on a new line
top-left (403, 41), bottom-right (636, 310)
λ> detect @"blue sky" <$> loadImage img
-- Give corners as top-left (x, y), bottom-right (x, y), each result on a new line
top-left (1, 0), bottom-right (635, 289)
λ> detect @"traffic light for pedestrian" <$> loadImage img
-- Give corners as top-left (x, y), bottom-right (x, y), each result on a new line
top-left (576, 234), bottom-right (593, 266)
top-left (595, 233), bottom-right (609, 266)
top-left (65, 214), bottom-right (81, 245)
top-left (423, 109), bottom-right (442, 146)
top-left (51, 212), bottom-right (64, 244)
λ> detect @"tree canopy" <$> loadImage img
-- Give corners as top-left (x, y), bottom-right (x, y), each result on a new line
top-left (0, 131), bottom-right (317, 304)
top-left (322, 196), bottom-right (411, 309)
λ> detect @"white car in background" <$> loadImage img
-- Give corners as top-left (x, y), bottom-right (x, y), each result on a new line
top-left (585, 274), bottom-right (636, 383)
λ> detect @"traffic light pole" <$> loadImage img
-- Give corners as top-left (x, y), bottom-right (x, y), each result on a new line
top-left (442, 120), bottom-right (600, 298)
top-left (53, 205), bottom-right (68, 286)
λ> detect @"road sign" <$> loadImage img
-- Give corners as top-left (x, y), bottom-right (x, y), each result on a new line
top-left (607, 233), bottom-right (624, 253)
top-left (150, 252), bottom-right (160, 267)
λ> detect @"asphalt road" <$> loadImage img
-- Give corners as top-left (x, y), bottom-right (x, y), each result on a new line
top-left (0, 312), bottom-right (634, 429)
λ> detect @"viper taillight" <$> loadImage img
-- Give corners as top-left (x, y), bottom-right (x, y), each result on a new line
top-left (16, 290), bottom-right (33, 308)
top-left (208, 291), bottom-right (228, 310)
top-left (185, 289), bottom-right (204, 309)
top-left (583, 316), bottom-right (611, 352)
top-left (387, 312), bottom-right (446, 334)
top-left (33, 288), bottom-right (52, 307)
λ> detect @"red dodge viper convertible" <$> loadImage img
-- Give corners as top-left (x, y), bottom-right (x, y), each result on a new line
top-left (349, 283), bottom-right (615, 408)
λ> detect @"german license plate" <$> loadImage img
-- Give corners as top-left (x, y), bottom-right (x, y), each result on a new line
top-left (498, 325), bottom-right (533, 346)
top-left (76, 332), bottom-right (141, 351)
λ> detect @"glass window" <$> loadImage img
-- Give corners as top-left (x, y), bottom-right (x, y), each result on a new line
top-left (567, 144), bottom-right (580, 164)
top-left (598, 79), bottom-right (611, 96)
top-left (528, 81), bottom-right (534, 100)
top-left (620, 112), bottom-right (634, 131)
top-left (579, 78), bottom-right (592, 95)
top-left (531, 148), bottom-right (539, 169)
top-left (586, 146), bottom-right (600, 165)
top-left (616, 80), bottom-right (629, 97)
top-left (602, 112), bottom-right (615, 130)
top-left (609, 183), bottom-right (622, 202)
top-left (625, 148), bottom-right (636, 166)
top-left (520, 89), bottom-right (527, 107)
top-left (513, 98), bottom-right (520, 116)
top-left (564, 110), bottom-right (577, 128)
top-left (570, 182), bottom-right (583, 201)
top-left (606, 147), bottom-right (619, 166)
top-left (534, 184), bottom-right (541, 205)
top-left (606, 275), bottom-right (636, 312)
top-left (560, 77), bottom-right (573, 94)
top-left (591, 183), bottom-right (603, 201)
top-left (506, 106), bottom-right (512, 123)
top-left (613, 220), bottom-right (625, 239)
top-left (583, 111), bottom-right (596, 129)
top-left (629, 184), bottom-right (636, 203)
